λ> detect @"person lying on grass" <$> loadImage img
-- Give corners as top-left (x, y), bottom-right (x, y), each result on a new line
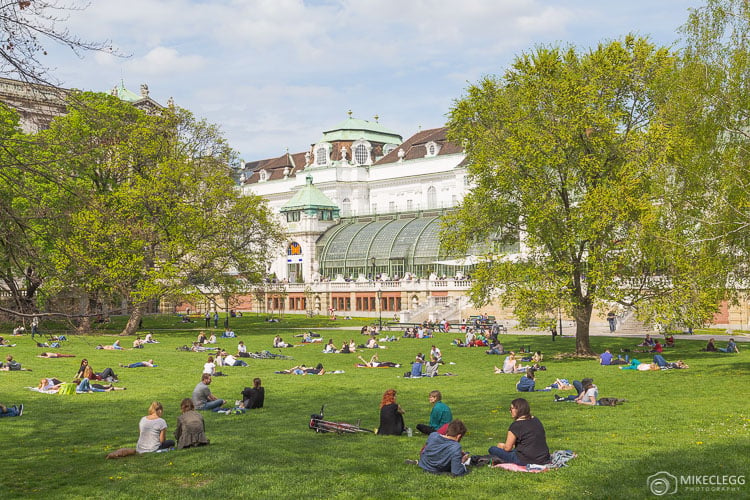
top-left (275, 364), bottom-right (326, 375)
top-left (356, 354), bottom-right (400, 368)
top-left (36, 352), bottom-right (75, 358)
top-left (0, 403), bottom-right (23, 417)
top-left (553, 378), bottom-right (591, 402)
top-left (120, 359), bottom-right (157, 368)
top-left (719, 338), bottom-right (739, 353)
top-left (488, 398), bottom-right (550, 466)
top-left (75, 359), bottom-right (118, 381)
top-left (273, 335), bottom-right (291, 348)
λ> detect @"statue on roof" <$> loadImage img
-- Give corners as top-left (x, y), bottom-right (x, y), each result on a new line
top-left (140, 84), bottom-right (149, 97)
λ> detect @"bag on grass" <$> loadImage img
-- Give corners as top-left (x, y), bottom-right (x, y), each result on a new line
top-left (57, 383), bottom-right (76, 396)
top-left (598, 397), bottom-right (619, 406)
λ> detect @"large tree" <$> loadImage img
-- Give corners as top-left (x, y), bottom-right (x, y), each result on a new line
top-left (23, 93), bottom-right (284, 333)
top-left (444, 36), bottom-right (706, 355)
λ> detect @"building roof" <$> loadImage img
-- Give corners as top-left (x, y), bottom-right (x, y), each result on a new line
top-left (111, 81), bottom-right (142, 102)
top-left (280, 175), bottom-right (339, 212)
top-left (320, 115), bottom-right (402, 144)
top-left (375, 127), bottom-right (464, 165)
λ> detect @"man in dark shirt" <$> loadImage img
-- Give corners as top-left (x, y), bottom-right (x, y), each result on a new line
top-left (418, 420), bottom-right (470, 476)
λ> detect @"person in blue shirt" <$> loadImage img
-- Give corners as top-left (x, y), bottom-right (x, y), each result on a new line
top-left (718, 338), bottom-right (739, 353)
top-left (410, 355), bottom-right (424, 377)
top-left (418, 420), bottom-right (469, 476)
top-left (417, 391), bottom-right (453, 434)
top-left (516, 369), bottom-right (536, 392)
top-left (599, 349), bottom-right (613, 365)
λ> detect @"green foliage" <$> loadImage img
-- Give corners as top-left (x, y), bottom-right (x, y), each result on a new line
top-left (444, 36), bottom-right (724, 354)
top-left (0, 319), bottom-right (747, 499)
top-left (1, 92), bottom-right (284, 329)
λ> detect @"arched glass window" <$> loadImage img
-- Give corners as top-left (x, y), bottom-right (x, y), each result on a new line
top-left (427, 186), bottom-right (437, 209)
top-left (342, 198), bottom-right (351, 217)
top-left (355, 143), bottom-right (369, 165)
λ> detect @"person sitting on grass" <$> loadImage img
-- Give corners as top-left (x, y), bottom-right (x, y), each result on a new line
top-left (237, 341), bottom-right (247, 356)
top-left (241, 377), bottom-right (265, 409)
top-left (651, 341), bottom-right (663, 354)
top-left (664, 335), bottom-right (675, 348)
top-left (516, 369), bottom-right (537, 392)
top-left (416, 390), bottom-right (452, 435)
top-left (430, 345), bottom-right (442, 364)
top-left (323, 339), bottom-right (336, 353)
top-left (221, 328), bottom-right (236, 338)
top-left (377, 388), bottom-right (406, 436)
top-left (416, 419), bottom-right (470, 476)
top-left (486, 341), bottom-right (504, 355)
top-left (1, 355), bottom-right (31, 370)
top-left (203, 356), bottom-right (216, 376)
top-left (424, 355), bottom-right (440, 377)
top-left (638, 334), bottom-right (655, 347)
top-left (144, 333), bottom-right (158, 343)
top-left (489, 398), bottom-right (550, 466)
top-left (356, 354), bottom-right (400, 368)
top-left (137, 401), bottom-right (175, 453)
top-left (120, 359), bottom-right (157, 368)
top-left (704, 338), bottom-right (718, 352)
top-left (197, 331), bottom-right (207, 344)
top-left (175, 398), bottom-right (210, 449)
top-left (275, 364), bottom-right (325, 375)
top-left (599, 349), bottom-right (614, 365)
top-left (273, 336), bottom-right (291, 348)
top-left (192, 374), bottom-right (225, 411)
top-left (338, 341), bottom-right (351, 354)
top-left (0, 403), bottom-right (23, 417)
top-left (719, 338), bottom-right (740, 353)
top-left (409, 356), bottom-right (424, 377)
top-left (364, 336), bottom-right (379, 349)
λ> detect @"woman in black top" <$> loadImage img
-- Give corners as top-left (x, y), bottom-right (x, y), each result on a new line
top-left (488, 398), bottom-right (550, 465)
top-left (241, 378), bottom-right (265, 409)
top-left (377, 389), bottom-right (406, 435)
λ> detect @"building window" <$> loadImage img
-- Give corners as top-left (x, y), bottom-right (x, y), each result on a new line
top-left (342, 198), bottom-right (351, 217)
top-left (383, 144), bottom-right (396, 156)
top-left (425, 141), bottom-right (440, 157)
top-left (320, 210), bottom-right (333, 220)
top-left (286, 211), bottom-right (300, 222)
top-left (352, 139), bottom-right (372, 166)
top-left (259, 169), bottom-right (268, 182)
top-left (406, 199), bottom-right (413, 211)
top-left (427, 186), bottom-right (437, 209)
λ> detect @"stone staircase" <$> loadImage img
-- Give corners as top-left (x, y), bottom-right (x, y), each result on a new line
top-left (614, 309), bottom-right (651, 335)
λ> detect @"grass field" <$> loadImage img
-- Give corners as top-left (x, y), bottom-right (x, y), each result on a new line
top-left (0, 314), bottom-right (747, 499)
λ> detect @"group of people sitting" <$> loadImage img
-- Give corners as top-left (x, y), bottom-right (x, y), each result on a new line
top-left (704, 337), bottom-right (740, 353)
top-left (381, 389), bottom-right (551, 476)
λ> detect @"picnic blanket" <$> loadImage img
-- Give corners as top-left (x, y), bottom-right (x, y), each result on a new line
top-left (492, 450), bottom-right (577, 472)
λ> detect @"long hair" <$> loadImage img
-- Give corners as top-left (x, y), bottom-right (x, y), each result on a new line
top-left (253, 377), bottom-right (262, 389)
top-left (380, 389), bottom-right (397, 408)
top-left (511, 398), bottom-right (531, 419)
top-left (83, 366), bottom-right (95, 379)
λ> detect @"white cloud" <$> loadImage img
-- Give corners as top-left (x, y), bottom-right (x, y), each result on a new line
top-left (129, 47), bottom-right (206, 76)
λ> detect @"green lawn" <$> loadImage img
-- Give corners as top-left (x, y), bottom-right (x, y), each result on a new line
top-left (0, 314), bottom-right (747, 499)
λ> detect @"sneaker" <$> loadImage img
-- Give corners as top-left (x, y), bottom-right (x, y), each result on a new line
top-left (404, 459), bottom-right (418, 465)
top-left (17, 404), bottom-right (23, 416)
top-left (554, 394), bottom-right (563, 401)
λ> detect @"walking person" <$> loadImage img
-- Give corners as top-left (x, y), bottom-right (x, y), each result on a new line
top-left (204, 311), bottom-right (210, 328)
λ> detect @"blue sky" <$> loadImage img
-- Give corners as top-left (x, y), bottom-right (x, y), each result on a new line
top-left (40, 0), bottom-right (703, 161)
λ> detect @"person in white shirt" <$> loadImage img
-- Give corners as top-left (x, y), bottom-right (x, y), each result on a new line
top-left (203, 356), bottom-right (215, 375)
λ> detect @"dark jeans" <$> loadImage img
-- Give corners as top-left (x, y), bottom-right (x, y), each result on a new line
top-left (99, 367), bottom-right (117, 380)
top-left (416, 424), bottom-right (435, 435)
top-left (158, 440), bottom-right (175, 450)
top-left (488, 447), bottom-right (523, 465)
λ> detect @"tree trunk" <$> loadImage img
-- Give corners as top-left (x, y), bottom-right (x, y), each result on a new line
top-left (121, 303), bottom-right (144, 336)
top-left (76, 293), bottom-right (93, 334)
top-left (572, 301), bottom-right (596, 355)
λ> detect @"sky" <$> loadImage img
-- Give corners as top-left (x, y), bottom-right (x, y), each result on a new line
top-left (36, 0), bottom-right (704, 162)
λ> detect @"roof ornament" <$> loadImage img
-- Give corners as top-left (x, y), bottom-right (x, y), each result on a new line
top-left (347, 109), bottom-right (352, 118)
top-left (140, 84), bottom-right (149, 98)
top-left (340, 146), bottom-right (348, 162)
top-left (374, 114), bottom-right (379, 123)
top-left (304, 151), bottom-right (311, 167)
top-left (306, 174), bottom-right (314, 185)
top-left (167, 96), bottom-right (175, 108)
top-left (283, 166), bottom-right (290, 178)
top-left (397, 148), bottom-right (405, 163)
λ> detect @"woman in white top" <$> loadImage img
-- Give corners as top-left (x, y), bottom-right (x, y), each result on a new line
top-left (203, 356), bottom-right (216, 375)
top-left (207, 333), bottom-right (217, 344)
top-left (237, 341), bottom-right (247, 355)
top-left (136, 401), bottom-right (175, 453)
